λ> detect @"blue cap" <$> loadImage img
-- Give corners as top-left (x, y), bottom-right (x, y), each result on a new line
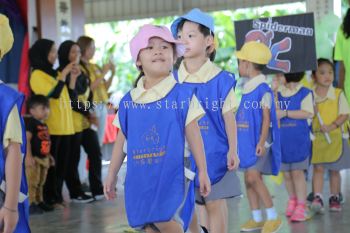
top-left (171, 8), bottom-right (214, 38)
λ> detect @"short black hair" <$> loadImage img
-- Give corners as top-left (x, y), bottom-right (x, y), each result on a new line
top-left (284, 72), bottom-right (305, 83)
top-left (27, 95), bottom-right (49, 111)
top-left (177, 20), bottom-right (216, 61)
top-left (312, 58), bottom-right (334, 75)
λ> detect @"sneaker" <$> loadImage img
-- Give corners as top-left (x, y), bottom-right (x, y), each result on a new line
top-left (285, 199), bottom-right (297, 217)
top-left (290, 204), bottom-right (307, 222)
top-left (29, 204), bottom-right (44, 215)
top-left (37, 202), bottom-right (54, 212)
top-left (329, 196), bottom-right (342, 212)
top-left (240, 219), bottom-right (265, 232)
top-left (306, 192), bottom-right (314, 204)
top-left (311, 195), bottom-right (324, 214)
top-left (71, 194), bottom-right (94, 203)
top-left (262, 217), bottom-right (282, 233)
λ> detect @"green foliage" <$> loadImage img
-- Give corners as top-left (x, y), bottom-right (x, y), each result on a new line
top-left (87, 3), bottom-right (306, 93)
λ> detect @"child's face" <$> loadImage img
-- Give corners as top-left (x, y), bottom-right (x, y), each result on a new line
top-left (315, 63), bottom-right (334, 87)
top-left (47, 45), bottom-right (57, 65)
top-left (177, 21), bottom-right (213, 59)
top-left (136, 37), bottom-right (175, 78)
top-left (30, 105), bottom-right (50, 121)
top-left (238, 59), bottom-right (248, 77)
top-left (69, 44), bottom-right (81, 64)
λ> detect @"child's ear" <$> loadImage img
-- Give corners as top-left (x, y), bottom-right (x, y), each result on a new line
top-left (205, 35), bottom-right (214, 48)
top-left (136, 59), bottom-right (142, 67)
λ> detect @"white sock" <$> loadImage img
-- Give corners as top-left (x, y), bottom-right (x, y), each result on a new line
top-left (252, 209), bottom-right (263, 222)
top-left (266, 207), bottom-right (277, 220)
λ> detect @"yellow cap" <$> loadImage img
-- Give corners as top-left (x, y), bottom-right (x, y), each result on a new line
top-left (0, 14), bottom-right (14, 60)
top-left (235, 41), bottom-right (272, 65)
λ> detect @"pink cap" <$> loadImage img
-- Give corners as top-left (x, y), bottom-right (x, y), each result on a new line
top-left (130, 24), bottom-right (184, 63)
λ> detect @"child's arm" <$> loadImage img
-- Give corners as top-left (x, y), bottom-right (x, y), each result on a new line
top-left (278, 110), bottom-right (313, 120)
top-left (1, 142), bottom-right (22, 232)
top-left (257, 107), bottom-right (270, 156)
top-left (185, 121), bottom-right (211, 197)
top-left (223, 111), bottom-right (239, 170)
top-left (104, 130), bottom-right (126, 200)
top-left (321, 114), bottom-right (349, 133)
top-left (25, 131), bottom-right (35, 167)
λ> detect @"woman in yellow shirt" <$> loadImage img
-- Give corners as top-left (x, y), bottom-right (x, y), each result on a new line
top-left (57, 40), bottom-right (94, 203)
top-left (77, 36), bottom-right (115, 146)
top-left (29, 39), bottom-right (79, 207)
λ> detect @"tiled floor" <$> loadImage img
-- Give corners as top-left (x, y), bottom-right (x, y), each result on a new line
top-left (30, 165), bottom-right (350, 233)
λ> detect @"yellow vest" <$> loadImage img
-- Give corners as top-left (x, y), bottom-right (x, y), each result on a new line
top-left (30, 70), bottom-right (74, 135)
top-left (312, 88), bottom-right (342, 163)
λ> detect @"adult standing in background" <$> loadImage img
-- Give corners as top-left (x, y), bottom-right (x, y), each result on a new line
top-left (77, 36), bottom-right (115, 146)
top-left (334, 6), bottom-right (350, 105)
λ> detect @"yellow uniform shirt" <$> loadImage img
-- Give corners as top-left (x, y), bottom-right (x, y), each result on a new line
top-left (3, 105), bottom-right (23, 148)
top-left (86, 63), bottom-right (109, 104)
top-left (313, 85), bottom-right (350, 115)
top-left (242, 74), bottom-right (272, 108)
top-left (278, 83), bottom-right (314, 115)
top-left (30, 70), bottom-right (74, 135)
top-left (178, 59), bottom-right (239, 114)
top-left (113, 74), bottom-right (205, 128)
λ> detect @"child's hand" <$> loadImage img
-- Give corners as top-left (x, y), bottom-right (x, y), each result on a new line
top-left (227, 150), bottom-right (240, 171)
top-left (321, 124), bottom-right (335, 133)
top-left (198, 171), bottom-right (211, 197)
top-left (104, 175), bottom-right (117, 200)
top-left (25, 154), bottom-right (35, 167)
top-left (49, 155), bottom-right (55, 167)
top-left (276, 110), bottom-right (286, 120)
top-left (0, 207), bottom-right (19, 233)
top-left (256, 142), bottom-right (266, 157)
top-left (70, 64), bottom-right (81, 80)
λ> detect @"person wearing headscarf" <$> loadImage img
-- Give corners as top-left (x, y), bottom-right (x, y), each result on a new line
top-left (29, 38), bottom-right (77, 207)
top-left (0, 13), bottom-right (31, 233)
top-left (56, 40), bottom-right (95, 203)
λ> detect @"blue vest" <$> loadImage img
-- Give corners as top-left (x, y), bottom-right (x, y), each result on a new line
top-left (0, 84), bottom-right (30, 233)
top-left (173, 70), bottom-right (236, 186)
top-left (236, 83), bottom-right (281, 175)
top-left (278, 87), bottom-right (312, 163)
top-left (118, 84), bottom-right (194, 230)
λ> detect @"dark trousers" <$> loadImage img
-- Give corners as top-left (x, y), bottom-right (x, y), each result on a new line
top-left (65, 132), bottom-right (84, 198)
top-left (81, 128), bottom-right (103, 196)
top-left (43, 135), bottom-right (70, 203)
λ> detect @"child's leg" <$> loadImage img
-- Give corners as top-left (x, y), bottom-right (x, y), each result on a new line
top-left (283, 171), bottom-right (296, 198)
top-left (38, 163), bottom-right (49, 204)
top-left (189, 209), bottom-right (201, 233)
top-left (291, 170), bottom-right (307, 202)
top-left (25, 162), bottom-right (40, 205)
top-left (244, 171), bottom-right (260, 210)
top-left (329, 170), bottom-right (341, 196)
top-left (245, 170), bottom-right (273, 208)
top-left (145, 227), bottom-right (160, 233)
top-left (154, 220), bottom-right (184, 233)
top-left (312, 165), bottom-right (324, 195)
top-left (205, 199), bottom-right (227, 233)
top-left (198, 205), bottom-right (209, 230)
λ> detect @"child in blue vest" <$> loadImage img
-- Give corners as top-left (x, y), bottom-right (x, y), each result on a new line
top-left (104, 24), bottom-right (211, 233)
top-left (235, 41), bottom-right (282, 233)
top-left (310, 58), bottom-right (350, 213)
top-left (276, 72), bottom-right (314, 221)
top-left (171, 8), bottom-right (241, 233)
top-left (0, 13), bottom-right (30, 233)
